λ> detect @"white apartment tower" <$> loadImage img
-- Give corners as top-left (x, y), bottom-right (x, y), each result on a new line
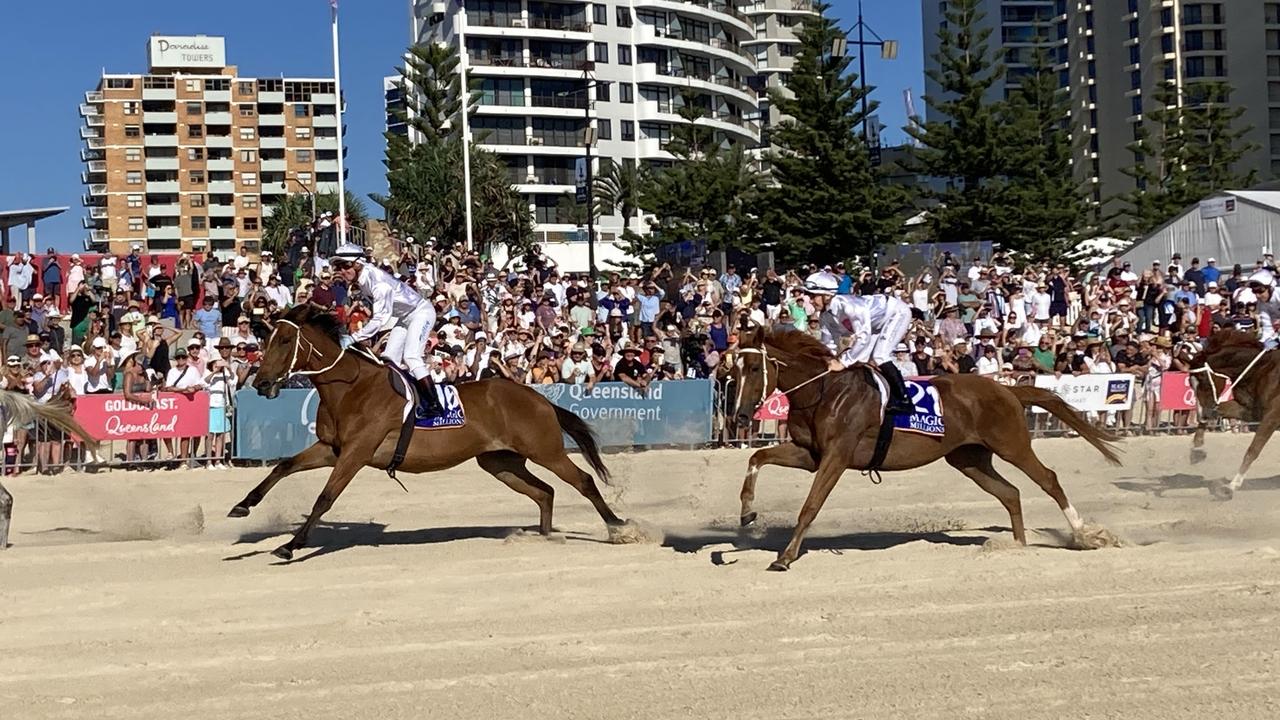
top-left (398, 0), bottom-right (814, 270)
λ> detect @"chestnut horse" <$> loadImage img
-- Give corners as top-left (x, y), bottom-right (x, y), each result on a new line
top-left (232, 304), bottom-right (628, 560)
top-left (732, 325), bottom-right (1121, 571)
top-left (1189, 329), bottom-right (1280, 499)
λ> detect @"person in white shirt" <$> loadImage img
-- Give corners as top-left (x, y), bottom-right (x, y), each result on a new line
top-left (976, 344), bottom-right (1001, 377)
top-left (164, 348), bottom-right (205, 461)
top-left (560, 343), bottom-right (594, 385)
top-left (204, 358), bottom-right (236, 468)
top-left (263, 275), bottom-right (291, 308)
top-left (331, 242), bottom-right (442, 416)
top-left (890, 343), bottom-right (917, 380)
top-left (8, 254), bottom-right (32, 306)
top-left (99, 255), bottom-right (119, 293)
top-left (1030, 283), bottom-right (1052, 322)
top-left (803, 271), bottom-right (914, 415)
top-left (258, 252), bottom-right (277, 283)
top-left (232, 246), bottom-right (251, 271)
top-left (1202, 281), bottom-right (1223, 309)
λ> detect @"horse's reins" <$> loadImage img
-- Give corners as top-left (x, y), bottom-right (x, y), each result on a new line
top-left (271, 319), bottom-right (348, 377)
top-left (1190, 347), bottom-right (1269, 406)
top-left (735, 347), bottom-right (833, 409)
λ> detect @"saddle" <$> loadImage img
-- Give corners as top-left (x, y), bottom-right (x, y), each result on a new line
top-left (858, 367), bottom-right (945, 478)
top-left (384, 365), bottom-right (466, 478)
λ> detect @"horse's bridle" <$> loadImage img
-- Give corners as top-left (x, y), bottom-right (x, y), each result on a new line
top-left (270, 319), bottom-right (347, 377)
top-left (734, 346), bottom-right (832, 413)
top-left (1189, 348), bottom-right (1269, 407)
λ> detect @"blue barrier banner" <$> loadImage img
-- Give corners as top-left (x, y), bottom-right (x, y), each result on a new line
top-left (234, 388), bottom-right (319, 460)
top-left (530, 380), bottom-right (713, 448)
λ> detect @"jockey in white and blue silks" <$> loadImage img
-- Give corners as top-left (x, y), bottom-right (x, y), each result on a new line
top-left (803, 271), bottom-right (915, 415)
top-left (330, 242), bottom-right (442, 415)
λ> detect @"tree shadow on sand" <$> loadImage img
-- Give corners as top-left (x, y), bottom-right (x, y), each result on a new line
top-left (1112, 473), bottom-right (1280, 497)
top-left (223, 520), bottom-right (608, 564)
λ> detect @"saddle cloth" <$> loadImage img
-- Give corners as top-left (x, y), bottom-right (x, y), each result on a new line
top-left (387, 365), bottom-right (466, 430)
top-left (870, 373), bottom-right (945, 437)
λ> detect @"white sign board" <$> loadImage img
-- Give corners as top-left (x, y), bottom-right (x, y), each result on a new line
top-left (149, 36), bottom-right (226, 69)
top-left (1033, 373), bottom-right (1134, 413)
top-left (1199, 196), bottom-right (1237, 220)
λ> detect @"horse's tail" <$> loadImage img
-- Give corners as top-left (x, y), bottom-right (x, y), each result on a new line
top-left (1008, 385), bottom-right (1122, 466)
top-left (0, 390), bottom-right (98, 449)
top-left (552, 404), bottom-right (611, 482)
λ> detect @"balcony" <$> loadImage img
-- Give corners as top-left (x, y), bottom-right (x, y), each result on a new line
top-left (85, 137), bottom-right (106, 150)
top-left (208, 180), bottom-right (236, 193)
top-left (312, 92), bottom-right (338, 104)
top-left (258, 114), bottom-right (285, 126)
top-left (312, 114), bottom-right (339, 128)
top-left (530, 94), bottom-right (589, 109)
top-left (85, 160), bottom-right (107, 173)
top-left (261, 158), bottom-right (287, 172)
top-left (207, 158), bottom-right (234, 172)
top-left (208, 204), bottom-right (237, 217)
top-left (258, 90), bottom-right (285, 103)
top-left (143, 134), bottom-right (178, 147)
top-left (81, 148), bottom-right (104, 162)
top-left (528, 17), bottom-right (591, 32)
top-left (472, 54), bottom-right (528, 68)
top-left (145, 156), bottom-right (180, 171)
top-left (79, 103), bottom-right (100, 117)
top-left (260, 137), bottom-right (286, 149)
top-left (80, 126), bottom-right (101, 139)
top-left (84, 114), bottom-right (105, 128)
top-left (469, 14), bottom-right (524, 28)
top-left (146, 203), bottom-right (181, 217)
top-left (82, 216), bottom-right (104, 229)
top-left (88, 229), bottom-right (109, 243)
top-left (314, 136), bottom-right (340, 150)
top-left (85, 90), bottom-right (103, 103)
top-left (529, 56), bottom-right (589, 71)
top-left (204, 89), bottom-right (232, 102)
top-left (142, 87), bottom-right (176, 101)
top-left (147, 226), bottom-right (182, 241)
top-left (209, 227), bottom-right (238, 241)
top-left (88, 207), bottom-right (108, 220)
top-left (144, 111), bottom-right (177, 123)
top-left (528, 168), bottom-right (576, 185)
top-left (88, 184), bottom-right (106, 196)
top-left (205, 135), bottom-right (233, 148)
top-left (205, 111), bottom-right (232, 125)
top-left (145, 180), bottom-right (180, 194)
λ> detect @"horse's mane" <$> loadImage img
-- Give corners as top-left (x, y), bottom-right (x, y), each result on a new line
top-left (763, 329), bottom-right (834, 363)
top-left (282, 303), bottom-right (346, 345)
top-left (1202, 329), bottom-right (1264, 356)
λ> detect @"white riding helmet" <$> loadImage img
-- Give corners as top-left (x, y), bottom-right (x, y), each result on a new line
top-left (333, 242), bottom-right (366, 261)
top-left (803, 271), bottom-right (840, 296)
top-left (1248, 269), bottom-right (1276, 287)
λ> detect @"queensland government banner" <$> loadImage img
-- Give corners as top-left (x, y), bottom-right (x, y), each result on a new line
top-left (530, 380), bottom-right (713, 448)
top-left (233, 380), bottom-right (715, 460)
top-left (1033, 373), bottom-right (1134, 413)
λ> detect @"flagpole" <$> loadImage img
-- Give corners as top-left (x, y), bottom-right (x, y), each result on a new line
top-left (330, 0), bottom-right (348, 245)
top-left (458, 6), bottom-right (475, 252)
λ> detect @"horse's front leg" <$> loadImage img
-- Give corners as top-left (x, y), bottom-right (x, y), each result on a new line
top-left (740, 442), bottom-right (816, 527)
top-left (273, 445), bottom-right (372, 561)
top-left (1214, 407), bottom-right (1280, 500)
top-left (229, 442), bottom-right (337, 518)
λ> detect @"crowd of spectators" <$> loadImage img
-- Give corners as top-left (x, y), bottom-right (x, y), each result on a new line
top-left (4, 228), bottom-right (1277, 473)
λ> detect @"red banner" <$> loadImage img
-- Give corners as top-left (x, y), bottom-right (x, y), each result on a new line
top-left (74, 393), bottom-right (210, 440)
top-left (1159, 372), bottom-right (1197, 411)
top-left (753, 390), bottom-right (790, 421)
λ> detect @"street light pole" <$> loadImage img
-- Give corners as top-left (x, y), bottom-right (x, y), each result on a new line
top-left (584, 79), bottom-right (596, 282)
top-left (832, 0), bottom-right (898, 162)
top-left (287, 175), bottom-right (316, 222)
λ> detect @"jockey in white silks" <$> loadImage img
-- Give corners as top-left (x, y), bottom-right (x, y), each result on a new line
top-left (803, 271), bottom-right (915, 415)
top-left (330, 243), bottom-right (442, 415)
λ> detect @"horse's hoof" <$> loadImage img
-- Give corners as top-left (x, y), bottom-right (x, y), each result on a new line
top-left (227, 505), bottom-right (250, 518)
top-left (1190, 448), bottom-right (1207, 465)
top-left (1209, 481), bottom-right (1235, 501)
top-left (766, 560), bottom-right (789, 572)
top-left (271, 545), bottom-right (294, 561)
top-left (740, 511), bottom-right (758, 527)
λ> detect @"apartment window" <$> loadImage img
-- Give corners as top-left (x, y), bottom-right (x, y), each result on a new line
top-left (296, 149), bottom-right (313, 163)
top-left (1273, 134), bottom-right (1280, 157)
top-left (128, 217), bottom-right (144, 232)
top-left (238, 104), bottom-right (256, 117)
top-left (618, 45), bottom-right (632, 65)
top-left (188, 125), bottom-right (204, 138)
top-left (106, 78), bottom-right (134, 89)
top-left (778, 15), bottom-right (794, 27)
top-left (126, 171), bottom-right (142, 185)
top-left (621, 120), bottom-right (635, 141)
top-left (1270, 56), bottom-right (1280, 77)
top-left (190, 170), bottom-right (205, 184)
top-left (595, 82), bottom-right (610, 102)
top-left (1270, 30), bottom-right (1280, 52)
top-left (1131, 95), bottom-right (1143, 116)
top-left (621, 83), bottom-right (634, 103)
top-left (242, 195), bottom-right (259, 209)
top-left (295, 126), bottom-right (312, 139)
top-left (1269, 3), bottom-right (1280, 24)
top-left (190, 194), bottom-right (206, 208)
top-left (617, 7), bottom-right (632, 27)
top-left (191, 216), bottom-right (207, 230)
top-left (125, 148), bottom-right (141, 161)
top-left (187, 147), bottom-right (204, 161)
top-left (592, 3), bottom-right (607, 24)
top-left (780, 43), bottom-right (795, 57)
top-left (296, 172), bottom-right (313, 185)
top-left (124, 125), bottom-right (141, 138)
top-left (241, 172), bottom-right (257, 186)
top-left (594, 43), bottom-right (609, 63)
top-left (185, 101), bottom-right (202, 115)
top-left (293, 104), bottom-right (310, 118)
top-left (127, 194), bottom-right (143, 208)
top-left (597, 118), bottom-right (611, 140)
top-left (240, 149), bottom-right (257, 162)
top-left (185, 80), bottom-right (200, 92)
top-left (1271, 82), bottom-right (1280, 103)
top-left (237, 81), bottom-right (254, 95)
top-left (1131, 70), bottom-right (1141, 90)
top-left (123, 101), bottom-right (139, 115)
top-left (1129, 45), bottom-right (1140, 65)
top-left (243, 217), bottom-right (259, 231)
top-left (239, 127), bottom-right (256, 140)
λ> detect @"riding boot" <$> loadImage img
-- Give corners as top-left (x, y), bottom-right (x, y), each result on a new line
top-left (414, 376), bottom-right (444, 417)
top-left (878, 362), bottom-right (915, 416)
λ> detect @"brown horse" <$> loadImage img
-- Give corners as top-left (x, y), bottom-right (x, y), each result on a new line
top-left (731, 325), bottom-right (1122, 570)
top-left (233, 304), bottom-right (629, 560)
top-left (1189, 329), bottom-right (1280, 499)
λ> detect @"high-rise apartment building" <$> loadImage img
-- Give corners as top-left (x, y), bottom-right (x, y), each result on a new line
top-left (922, 1), bottom-right (1276, 216)
top-left (397, 0), bottom-right (814, 269)
top-left (80, 35), bottom-right (347, 255)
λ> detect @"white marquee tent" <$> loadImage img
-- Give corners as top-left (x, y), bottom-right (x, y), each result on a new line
top-left (1116, 190), bottom-right (1280, 270)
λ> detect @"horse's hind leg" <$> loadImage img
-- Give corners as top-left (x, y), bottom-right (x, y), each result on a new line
top-left (533, 453), bottom-right (624, 528)
top-left (477, 451), bottom-right (556, 535)
top-left (229, 442), bottom-right (337, 518)
top-left (740, 442), bottom-right (816, 527)
top-left (945, 445), bottom-right (1025, 544)
top-left (997, 445), bottom-right (1116, 549)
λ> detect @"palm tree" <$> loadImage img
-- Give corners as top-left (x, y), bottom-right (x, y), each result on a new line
top-left (593, 159), bottom-right (642, 231)
top-left (261, 190), bottom-right (368, 255)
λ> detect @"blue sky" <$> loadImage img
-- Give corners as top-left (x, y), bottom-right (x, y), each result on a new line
top-left (0, 0), bottom-right (922, 252)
